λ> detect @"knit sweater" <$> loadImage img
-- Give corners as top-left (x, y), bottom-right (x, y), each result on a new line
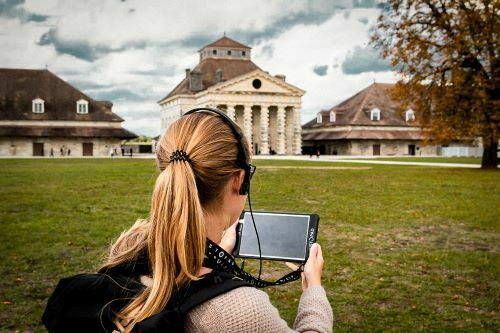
top-left (185, 285), bottom-right (333, 332)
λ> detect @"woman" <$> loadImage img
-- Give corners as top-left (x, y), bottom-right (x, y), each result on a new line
top-left (101, 110), bottom-right (333, 332)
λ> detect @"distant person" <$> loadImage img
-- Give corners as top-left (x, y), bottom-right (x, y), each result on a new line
top-left (130, 148), bottom-right (133, 157)
top-left (67, 149), bottom-right (71, 156)
top-left (121, 148), bottom-right (125, 156)
top-left (60, 147), bottom-right (63, 157)
top-left (50, 148), bottom-right (54, 157)
top-left (316, 147), bottom-right (321, 159)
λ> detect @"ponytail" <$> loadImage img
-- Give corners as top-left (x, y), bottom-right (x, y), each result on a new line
top-left (112, 160), bottom-right (205, 331)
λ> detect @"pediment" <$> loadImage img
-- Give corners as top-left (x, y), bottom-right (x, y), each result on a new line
top-left (210, 70), bottom-right (304, 95)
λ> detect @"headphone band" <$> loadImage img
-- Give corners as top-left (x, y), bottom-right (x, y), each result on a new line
top-left (182, 107), bottom-right (252, 195)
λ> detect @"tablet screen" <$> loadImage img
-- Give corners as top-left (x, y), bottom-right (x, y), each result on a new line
top-left (238, 212), bottom-right (310, 261)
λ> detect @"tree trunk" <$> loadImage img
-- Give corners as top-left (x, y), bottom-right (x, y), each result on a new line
top-left (481, 137), bottom-right (498, 169)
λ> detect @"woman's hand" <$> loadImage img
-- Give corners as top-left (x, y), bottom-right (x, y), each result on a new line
top-left (219, 220), bottom-right (239, 254)
top-left (286, 243), bottom-right (324, 290)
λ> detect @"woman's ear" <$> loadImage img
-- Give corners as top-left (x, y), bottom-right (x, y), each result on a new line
top-left (231, 170), bottom-right (245, 194)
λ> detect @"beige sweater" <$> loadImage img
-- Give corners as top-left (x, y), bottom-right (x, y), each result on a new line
top-left (185, 285), bottom-right (333, 333)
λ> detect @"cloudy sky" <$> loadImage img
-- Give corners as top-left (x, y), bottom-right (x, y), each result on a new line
top-left (0, 0), bottom-right (399, 136)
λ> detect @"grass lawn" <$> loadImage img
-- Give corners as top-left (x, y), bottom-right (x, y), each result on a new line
top-left (0, 158), bottom-right (499, 332)
top-left (350, 156), bottom-right (483, 164)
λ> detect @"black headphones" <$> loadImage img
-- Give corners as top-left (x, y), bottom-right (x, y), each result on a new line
top-left (183, 107), bottom-right (255, 195)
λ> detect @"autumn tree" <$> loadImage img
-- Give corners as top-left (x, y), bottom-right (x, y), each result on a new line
top-left (372, 0), bottom-right (499, 169)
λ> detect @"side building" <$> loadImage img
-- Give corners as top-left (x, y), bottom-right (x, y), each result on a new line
top-left (158, 36), bottom-right (305, 155)
top-left (0, 68), bottom-right (136, 156)
top-left (302, 83), bottom-right (438, 156)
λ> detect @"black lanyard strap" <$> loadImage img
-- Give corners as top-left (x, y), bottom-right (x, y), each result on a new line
top-left (203, 239), bottom-right (303, 288)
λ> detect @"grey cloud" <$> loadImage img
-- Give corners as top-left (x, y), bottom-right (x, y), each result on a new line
top-left (259, 44), bottom-right (275, 59)
top-left (0, 0), bottom-right (49, 22)
top-left (130, 66), bottom-right (177, 77)
top-left (39, 29), bottom-right (97, 61)
top-left (352, 0), bottom-right (377, 8)
top-left (341, 45), bottom-right (392, 75)
top-left (67, 80), bottom-right (112, 91)
top-left (38, 28), bottom-right (149, 61)
top-left (358, 17), bottom-right (369, 25)
top-left (90, 88), bottom-right (151, 102)
top-left (120, 110), bottom-right (159, 120)
top-left (313, 65), bottom-right (328, 76)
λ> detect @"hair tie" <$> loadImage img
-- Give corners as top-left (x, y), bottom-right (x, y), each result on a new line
top-left (169, 149), bottom-right (191, 164)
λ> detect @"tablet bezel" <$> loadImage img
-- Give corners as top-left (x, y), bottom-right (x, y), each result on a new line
top-left (232, 211), bottom-right (319, 263)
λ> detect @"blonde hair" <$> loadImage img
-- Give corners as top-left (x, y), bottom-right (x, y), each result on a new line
top-left (100, 112), bottom-right (249, 332)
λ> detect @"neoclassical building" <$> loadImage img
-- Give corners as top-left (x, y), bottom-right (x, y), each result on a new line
top-left (158, 36), bottom-right (305, 155)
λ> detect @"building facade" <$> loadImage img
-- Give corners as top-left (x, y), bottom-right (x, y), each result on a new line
top-left (158, 36), bottom-right (305, 155)
top-left (0, 68), bottom-right (136, 157)
top-left (302, 83), bottom-right (438, 156)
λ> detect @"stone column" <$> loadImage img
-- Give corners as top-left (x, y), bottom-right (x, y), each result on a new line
top-left (277, 105), bottom-right (286, 154)
top-left (260, 105), bottom-right (270, 155)
top-left (226, 104), bottom-right (236, 121)
top-left (293, 106), bottom-right (302, 155)
top-left (243, 104), bottom-right (253, 152)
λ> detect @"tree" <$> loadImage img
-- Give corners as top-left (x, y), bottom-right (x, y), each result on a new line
top-left (372, 0), bottom-right (499, 169)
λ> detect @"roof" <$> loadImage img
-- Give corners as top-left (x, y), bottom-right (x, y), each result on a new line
top-left (302, 129), bottom-right (422, 141)
top-left (0, 68), bottom-right (124, 122)
top-left (0, 126), bottom-right (137, 139)
top-left (303, 83), bottom-right (414, 128)
top-left (161, 58), bottom-right (261, 101)
top-left (202, 36), bottom-right (251, 50)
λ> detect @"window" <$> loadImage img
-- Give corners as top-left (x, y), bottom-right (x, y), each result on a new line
top-left (32, 98), bottom-right (44, 113)
top-left (406, 109), bottom-right (415, 121)
top-left (252, 79), bottom-right (262, 89)
top-left (227, 50), bottom-right (232, 55)
top-left (213, 49), bottom-right (217, 55)
top-left (242, 51), bottom-right (246, 56)
top-left (317, 113), bottom-right (322, 123)
top-left (76, 99), bottom-right (89, 114)
top-left (370, 108), bottom-right (381, 121)
top-left (329, 111), bottom-right (336, 122)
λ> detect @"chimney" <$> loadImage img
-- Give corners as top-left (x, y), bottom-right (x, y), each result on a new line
top-left (189, 70), bottom-right (203, 92)
top-left (215, 68), bottom-right (224, 83)
top-left (185, 68), bottom-right (191, 78)
top-left (275, 74), bottom-right (286, 82)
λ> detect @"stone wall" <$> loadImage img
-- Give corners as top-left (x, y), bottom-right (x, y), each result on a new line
top-left (348, 140), bottom-right (438, 156)
top-left (303, 140), bottom-right (439, 156)
top-left (0, 137), bottom-right (123, 157)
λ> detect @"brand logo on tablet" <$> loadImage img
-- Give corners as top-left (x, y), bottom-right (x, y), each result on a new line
top-left (308, 228), bottom-right (315, 248)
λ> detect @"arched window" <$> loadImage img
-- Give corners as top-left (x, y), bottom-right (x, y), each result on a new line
top-left (406, 109), bottom-right (415, 121)
top-left (329, 111), bottom-right (336, 122)
top-left (317, 113), bottom-right (322, 123)
top-left (32, 98), bottom-right (44, 113)
top-left (76, 99), bottom-right (89, 114)
top-left (370, 108), bottom-right (381, 121)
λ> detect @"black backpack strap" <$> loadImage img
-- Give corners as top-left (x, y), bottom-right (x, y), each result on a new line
top-left (178, 273), bottom-right (251, 314)
top-left (132, 271), bottom-right (252, 333)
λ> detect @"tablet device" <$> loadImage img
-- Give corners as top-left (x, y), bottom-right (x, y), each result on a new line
top-left (233, 211), bottom-right (319, 263)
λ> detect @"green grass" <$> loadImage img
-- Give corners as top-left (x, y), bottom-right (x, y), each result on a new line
top-left (350, 156), bottom-right (483, 164)
top-left (0, 159), bottom-right (499, 332)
